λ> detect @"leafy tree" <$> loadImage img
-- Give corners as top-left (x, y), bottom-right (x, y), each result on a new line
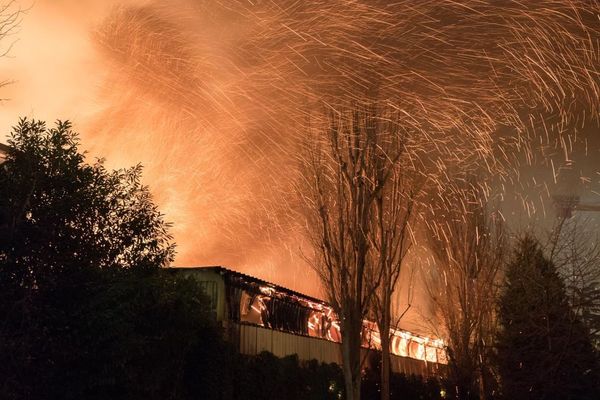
top-left (0, 118), bottom-right (188, 399)
top-left (496, 235), bottom-right (599, 400)
top-left (0, 119), bottom-right (174, 276)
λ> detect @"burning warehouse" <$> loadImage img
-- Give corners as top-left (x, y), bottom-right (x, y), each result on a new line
top-left (172, 266), bottom-right (447, 377)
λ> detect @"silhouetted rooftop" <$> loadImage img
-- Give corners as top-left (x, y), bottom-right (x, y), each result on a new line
top-left (169, 265), bottom-right (329, 306)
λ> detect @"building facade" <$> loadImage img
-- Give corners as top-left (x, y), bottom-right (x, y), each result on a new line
top-left (172, 266), bottom-right (446, 377)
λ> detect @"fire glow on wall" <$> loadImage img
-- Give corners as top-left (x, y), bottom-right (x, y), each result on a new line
top-left (233, 274), bottom-right (446, 364)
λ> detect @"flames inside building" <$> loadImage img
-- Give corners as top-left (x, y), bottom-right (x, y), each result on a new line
top-left (174, 266), bottom-right (446, 376)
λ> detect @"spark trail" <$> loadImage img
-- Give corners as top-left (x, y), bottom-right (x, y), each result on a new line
top-left (70, 0), bottom-right (600, 298)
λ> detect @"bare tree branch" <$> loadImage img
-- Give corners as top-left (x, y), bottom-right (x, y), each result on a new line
top-left (0, 1), bottom-right (24, 101)
top-left (424, 175), bottom-right (505, 400)
top-left (297, 103), bottom-right (411, 400)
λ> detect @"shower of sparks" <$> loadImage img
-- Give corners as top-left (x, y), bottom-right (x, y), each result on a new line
top-left (2, 0), bottom-right (600, 303)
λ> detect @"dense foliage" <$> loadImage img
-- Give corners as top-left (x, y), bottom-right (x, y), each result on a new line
top-left (1, 269), bottom-right (222, 400)
top-left (496, 236), bottom-right (600, 400)
top-left (202, 351), bottom-right (442, 400)
top-left (225, 352), bottom-right (344, 400)
top-left (0, 118), bottom-right (174, 275)
top-left (361, 354), bottom-right (443, 400)
top-left (0, 119), bottom-right (208, 399)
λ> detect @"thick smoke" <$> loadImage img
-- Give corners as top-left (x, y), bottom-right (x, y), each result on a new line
top-left (88, 2), bottom-right (311, 292)
top-left (88, 0), bottom-right (600, 292)
top-left (1, 1), bottom-right (599, 331)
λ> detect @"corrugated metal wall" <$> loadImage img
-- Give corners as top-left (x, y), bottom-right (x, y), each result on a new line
top-left (237, 323), bottom-right (441, 377)
top-left (239, 322), bottom-right (342, 365)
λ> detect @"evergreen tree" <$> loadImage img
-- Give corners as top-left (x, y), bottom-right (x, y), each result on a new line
top-left (496, 236), bottom-right (599, 400)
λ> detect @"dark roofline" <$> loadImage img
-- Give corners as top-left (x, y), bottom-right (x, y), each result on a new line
top-left (0, 143), bottom-right (9, 153)
top-left (169, 265), bottom-right (329, 306)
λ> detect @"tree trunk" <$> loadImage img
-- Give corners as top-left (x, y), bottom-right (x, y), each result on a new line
top-left (378, 275), bottom-right (392, 400)
top-left (380, 321), bottom-right (391, 400)
top-left (478, 366), bottom-right (486, 400)
top-left (342, 311), bottom-right (363, 400)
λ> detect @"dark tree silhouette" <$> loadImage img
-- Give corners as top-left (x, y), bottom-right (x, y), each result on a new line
top-left (0, 118), bottom-right (194, 399)
top-left (369, 145), bottom-right (419, 400)
top-left (298, 105), bottom-right (410, 400)
top-left (496, 236), bottom-right (599, 400)
top-left (0, 118), bottom-right (174, 275)
top-left (548, 217), bottom-right (600, 349)
top-left (0, 1), bottom-right (22, 94)
top-left (425, 178), bottom-right (504, 400)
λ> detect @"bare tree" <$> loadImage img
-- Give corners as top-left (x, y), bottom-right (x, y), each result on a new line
top-left (0, 1), bottom-right (23, 98)
top-left (548, 215), bottom-right (600, 348)
top-left (370, 160), bottom-right (421, 400)
top-left (424, 177), bottom-right (504, 400)
top-left (298, 104), bottom-right (409, 400)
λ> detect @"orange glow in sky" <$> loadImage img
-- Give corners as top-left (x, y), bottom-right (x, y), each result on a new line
top-left (1, 1), bottom-right (599, 337)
